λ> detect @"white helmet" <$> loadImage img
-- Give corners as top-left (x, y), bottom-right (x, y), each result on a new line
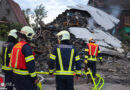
top-left (56, 30), bottom-right (70, 41)
top-left (20, 26), bottom-right (35, 40)
top-left (89, 37), bottom-right (95, 43)
top-left (8, 29), bottom-right (18, 39)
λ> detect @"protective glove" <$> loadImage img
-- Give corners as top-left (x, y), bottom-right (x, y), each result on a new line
top-left (34, 78), bottom-right (39, 84)
top-left (84, 60), bottom-right (88, 64)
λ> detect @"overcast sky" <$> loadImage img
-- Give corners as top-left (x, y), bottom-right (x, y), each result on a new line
top-left (14, 0), bottom-right (89, 24)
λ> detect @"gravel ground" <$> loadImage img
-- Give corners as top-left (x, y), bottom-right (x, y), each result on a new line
top-left (42, 83), bottom-right (130, 90)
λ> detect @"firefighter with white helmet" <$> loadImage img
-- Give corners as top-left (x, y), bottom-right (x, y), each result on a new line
top-left (49, 30), bottom-right (81, 90)
top-left (9, 26), bottom-right (39, 90)
top-left (2, 29), bottom-right (18, 90)
top-left (84, 37), bottom-right (103, 84)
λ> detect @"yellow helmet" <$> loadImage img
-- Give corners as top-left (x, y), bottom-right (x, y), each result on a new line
top-left (56, 30), bottom-right (70, 41)
top-left (20, 26), bottom-right (35, 40)
top-left (8, 29), bottom-right (18, 39)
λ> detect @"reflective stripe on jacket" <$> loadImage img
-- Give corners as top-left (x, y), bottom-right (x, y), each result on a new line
top-left (2, 42), bottom-right (14, 71)
top-left (88, 43), bottom-right (98, 57)
top-left (9, 41), bottom-right (28, 69)
top-left (13, 69), bottom-right (36, 77)
top-left (84, 43), bottom-right (102, 62)
top-left (49, 44), bottom-right (81, 77)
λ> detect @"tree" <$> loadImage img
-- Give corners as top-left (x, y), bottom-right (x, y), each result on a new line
top-left (23, 8), bottom-right (31, 25)
top-left (33, 4), bottom-right (47, 28)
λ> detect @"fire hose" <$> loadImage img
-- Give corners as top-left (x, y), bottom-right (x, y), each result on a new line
top-left (36, 69), bottom-right (104, 90)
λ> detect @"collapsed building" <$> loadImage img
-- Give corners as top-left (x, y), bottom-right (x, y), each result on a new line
top-left (32, 4), bottom-right (130, 84)
top-left (36, 4), bottom-right (127, 60)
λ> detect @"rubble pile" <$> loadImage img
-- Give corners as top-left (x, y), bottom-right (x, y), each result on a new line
top-left (32, 4), bottom-right (130, 83)
top-left (33, 29), bottom-right (86, 71)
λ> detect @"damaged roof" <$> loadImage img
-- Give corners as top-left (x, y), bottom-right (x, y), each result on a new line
top-left (94, 0), bottom-right (130, 10)
top-left (69, 27), bottom-right (123, 53)
top-left (7, 0), bottom-right (28, 26)
top-left (68, 4), bottom-right (120, 30)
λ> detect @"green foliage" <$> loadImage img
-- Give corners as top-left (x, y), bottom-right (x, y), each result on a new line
top-left (120, 29), bottom-right (130, 42)
top-left (0, 24), bottom-right (9, 40)
top-left (0, 23), bottom-right (23, 40)
top-left (0, 57), bottom-right (2, 64)
top-left (9, 23), bottom-right (23, 31)
top-left (23, 8), bottom-right (31, 25)
top-left (33, 4), bottom-right (47, 28)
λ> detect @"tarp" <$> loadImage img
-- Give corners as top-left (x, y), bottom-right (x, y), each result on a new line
top-left (124, 27), bottom-right (130, 33)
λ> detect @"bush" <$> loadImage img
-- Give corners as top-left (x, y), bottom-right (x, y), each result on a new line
top-left (9, 23), bottom-right (23, 31)
top-left (120, 29), bottom-right (130, 43)
top-left (0, 24), bottom-right (9, 40)
top-left (0, 23), bottom-right (23, 41)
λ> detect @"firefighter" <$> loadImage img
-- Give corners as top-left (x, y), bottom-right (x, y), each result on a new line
top-left (9, 26), bottom-right (38, 90)
top-left (49, 30), bottom-right (81, 90)
top-left (1, 29), bottom-right (18, 90)
top-left (84, 37), bottom-right (103, 83)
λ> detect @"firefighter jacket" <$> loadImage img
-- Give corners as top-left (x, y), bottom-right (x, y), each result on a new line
top-left (84, 43), bottom-right (102, 62)
top-left (9, 40), bottom-right (37, 81)
top-left (49, 44), bottom-right (81, 79)
top-left (2, 42), bottom-right (15, 71)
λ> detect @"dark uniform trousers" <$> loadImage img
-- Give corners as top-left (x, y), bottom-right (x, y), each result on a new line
top-left (13, 73), bottom-right (37, 90)
top-left (87, 61), bottom-right (96, 78)
top-left (56, 77), bottom-right (74, 90)
top-left (4, 70), bottom-right (14, 90)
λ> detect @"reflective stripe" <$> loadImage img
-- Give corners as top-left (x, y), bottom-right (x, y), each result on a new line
top-left (25, 55), bottom-right (34, 62)
top-left (94, 46), bottom-right (98, 56)
top-left (8, 53), bottom-right (11, 58)
top-left (89, 46), bottom-right (92, 55)
top-left (30, 72), bottom-right (36, 77)
top-left (87, 56), bottom-right (97, 61)
top-left (85, 55), bottom-right (88, 59)
top-left (13, 69), bottom-right (30, 75)
top-left (55, 71), bottom-right (74, 75)
top-left (98, 51), bottom-right (101, 53)
top-left (13, 69), bottom-right (37, 76)
top-left (75, 55), bottom-right (80, 61)
top-left (2, 66), bottom-right (13, 70)
top-left (99, 57), bottom-right (103, 60)
top-left (85, 49), bottom-right (88, 52)
top-left (76, 70), bottom-right (81, 75)
top-left (15, 50), bottom-right (19, 68)
top-left (9, 49), bottom-right (14, 67)
top-left (57, 48), bottom-right (64, 71)
top-left (4, 48), bottom-right (8, 66)
top-left (50, 54), bottom-right (56, 60)
top-left (49, 69), bottom-right (54, 73)
top-left (69, 49), bottom-right (74, 71)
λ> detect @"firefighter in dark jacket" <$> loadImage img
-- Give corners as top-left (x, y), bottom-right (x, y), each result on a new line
top-left (2, 29), bottom-right (18, 90)
top-left (84, 37), bottom-right (103, 83)
top-left (9, 26), bottom-right (38, 90)
top-left (49, 30), bottom-right (81, 90)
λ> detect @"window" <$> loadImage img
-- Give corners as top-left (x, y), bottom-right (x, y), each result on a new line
top-left (124, 15), bottom-right (130, 25)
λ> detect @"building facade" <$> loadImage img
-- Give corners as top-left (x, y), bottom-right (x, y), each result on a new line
top-left (0, 0), bottom-right (28, 26)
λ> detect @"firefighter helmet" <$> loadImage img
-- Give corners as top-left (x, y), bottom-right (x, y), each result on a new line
top-left (56, 30), bottom-right (70, 41)
top-left (89, 37), bottom-right (95, 43)
top-left (8, 29), bottom-right (18, 39)
top-left (20, 26), bottom-right (35, 40)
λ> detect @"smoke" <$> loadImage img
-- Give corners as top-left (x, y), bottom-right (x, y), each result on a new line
top-left (109, 5), bottom-right (122, 18)
top-left (88, 18), bottom-right (95, 30)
